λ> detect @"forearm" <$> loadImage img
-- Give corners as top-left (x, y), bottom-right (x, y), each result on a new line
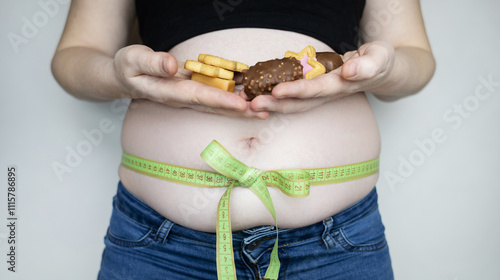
top-left (51, 46), bottom-right (128, 101)
top-left (369, 46), bottom-right (435, 101)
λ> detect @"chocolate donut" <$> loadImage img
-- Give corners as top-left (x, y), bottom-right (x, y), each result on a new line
top-left (316, 52), bottom-right (344, 73)
top-left (242, 57), bottom-right (303, 100)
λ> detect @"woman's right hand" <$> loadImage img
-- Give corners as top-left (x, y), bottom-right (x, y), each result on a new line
top-left (113, 45), bottom-right (268, 119)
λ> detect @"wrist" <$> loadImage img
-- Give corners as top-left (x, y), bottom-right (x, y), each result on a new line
top-left (104, 59), bottom-right (132, 99)
top-left (365, 48), bottom-right (403, 98)
top-left (369, 46), bottom-right (435, 100)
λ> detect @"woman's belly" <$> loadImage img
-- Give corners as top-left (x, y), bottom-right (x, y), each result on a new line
top-left (118, 28), bottom-right (381, 232)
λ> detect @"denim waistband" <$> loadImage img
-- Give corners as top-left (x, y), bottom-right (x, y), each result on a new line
top-left (114, 181), bottom-right (378, 248)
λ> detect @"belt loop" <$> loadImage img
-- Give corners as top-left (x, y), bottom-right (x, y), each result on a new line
top-left (155, 219), bottom-right (173, 245)
top-left (321, 217), bottom-right (335, 249)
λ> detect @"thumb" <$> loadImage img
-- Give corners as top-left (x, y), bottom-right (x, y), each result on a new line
top-left (341, 43), bottom-right (391, 81)
top-left (136, 51), bottom-right (178, 77)
top-left (341, 55), bottom-right (378, 81)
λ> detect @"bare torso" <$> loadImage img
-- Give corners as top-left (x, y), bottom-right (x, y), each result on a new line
top-left (118, 28), bottom-right (381, 232)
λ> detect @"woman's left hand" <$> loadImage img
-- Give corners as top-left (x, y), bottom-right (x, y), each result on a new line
top-left (247, 40), bottom-right (396, 114)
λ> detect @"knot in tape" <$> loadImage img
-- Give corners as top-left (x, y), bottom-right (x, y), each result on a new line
top-left (200, 140), bottom-right (311, 194)
top-left (239, 167), bottom-right (262, 188)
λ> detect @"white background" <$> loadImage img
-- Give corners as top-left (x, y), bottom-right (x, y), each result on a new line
top-left (1, 0), bottom-right (499, 279)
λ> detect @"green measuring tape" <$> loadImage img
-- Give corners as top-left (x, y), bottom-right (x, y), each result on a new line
top-left (121, 140), bottom-right (379, 280)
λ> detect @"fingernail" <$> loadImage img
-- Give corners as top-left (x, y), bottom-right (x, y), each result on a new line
top-left (162, 59), bottom-right (168, 73)
top-left (257, 112), bottom-right (268, 120)
top-left (236, 102), bottom-right (247, 111)
top-left (273, 84), bottom-right (288, 97)
top-left (346, 62), bottom-right (358, 77)
top-left (273, 91), bottom-right (287, 98)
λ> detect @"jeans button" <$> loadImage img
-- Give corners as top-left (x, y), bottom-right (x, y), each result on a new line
top-left (247, 239), bottom-right (262, 251)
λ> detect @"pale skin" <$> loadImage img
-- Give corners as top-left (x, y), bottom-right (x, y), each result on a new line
top-left (52, 0), bottom-right (435, 119)
top-left (52, 0), bottom-right (435, 231)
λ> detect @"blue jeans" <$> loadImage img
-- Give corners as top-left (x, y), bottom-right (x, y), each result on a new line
top-left (98, 182), bottom-right (393, 280)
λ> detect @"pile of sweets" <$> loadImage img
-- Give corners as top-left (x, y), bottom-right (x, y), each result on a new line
top-left (185, 45), bottom-right (344, 100)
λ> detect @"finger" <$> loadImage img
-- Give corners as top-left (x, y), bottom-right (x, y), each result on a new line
top-left (237, 88), bottom-right (251, 101)
top-left (341, 44), bottom-right (391, 81)
top-left (250, 94), bottom-right (330, 114)
top-left (271, 73), bottom-right (348, 99)
top-left (168, 98), bottom-right (269, 119)
top-left (158, 79), bottom-right (249, 112)
top-left (201, 107), bottom-right (269, 120)
top-left (175, 62), bottom-right (192, 79)
top-left (135, 73), bottom-right (249, 111)
top-left (341, 50), bottom-right (359, 62)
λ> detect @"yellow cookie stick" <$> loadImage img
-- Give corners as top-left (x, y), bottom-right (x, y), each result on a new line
top-left (191, 72), bottom-right (235, 92)
top-left (199, 54), bottom-right (249, 72)
top-left (185, 60), bottom-right (234, 80)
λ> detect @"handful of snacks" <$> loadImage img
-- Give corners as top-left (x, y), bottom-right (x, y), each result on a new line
top-left (184, 46), bottom-right (344, 100)
top-left (184, 54), bottom-right (249, 92)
